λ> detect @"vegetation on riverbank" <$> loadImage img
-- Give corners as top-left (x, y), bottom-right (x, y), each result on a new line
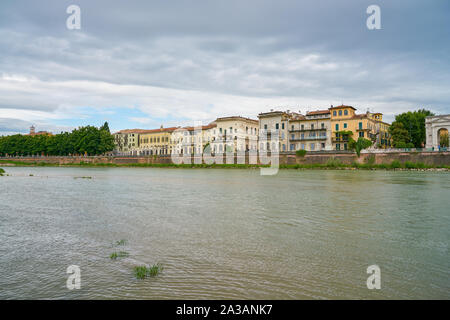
top-left (110, 251), bottom-right (129, 260)
top-left (0, 122), bottom-right (114, 156)
top-left (134, 264), bottom-right (164, 279)
top-left (0, 168), bottom-right (5, 176)
top-left (1, 159), bottom-right (449, 170)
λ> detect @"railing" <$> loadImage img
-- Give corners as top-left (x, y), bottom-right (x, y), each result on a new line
top-left (289, 128), bottom-right (327, 132)
top-left (290, 136), bottom-right (327, 141)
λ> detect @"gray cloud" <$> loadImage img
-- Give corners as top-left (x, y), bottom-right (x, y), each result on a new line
top-left (0, 0), bottom-right (449, 131)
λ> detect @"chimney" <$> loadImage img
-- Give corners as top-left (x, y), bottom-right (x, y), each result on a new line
top-left (270, 108), bottom-right (274, 112)
top-left (30, 125), bottom-right (35, 135)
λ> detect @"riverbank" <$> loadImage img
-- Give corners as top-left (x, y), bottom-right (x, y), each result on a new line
top-left (1, 159), bottom-right (449, 171)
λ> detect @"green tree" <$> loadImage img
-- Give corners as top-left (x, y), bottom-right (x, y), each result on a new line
top-left (389, 122), bottom-right (409, 148)
top-left (0, 123), bottom-right (115, 157)
top-left (391, 109), bottom-right (434, 148)
top-left (440, 132), bottom-right (449, 147)
top-left (349, 137), bottom-right (372, 157)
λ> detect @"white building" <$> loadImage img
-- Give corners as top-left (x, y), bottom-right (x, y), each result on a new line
top-left (258, 110), bottom-right (293, 152)
top-left (210, 116), bottom-right (259, 154)
top-left (425, 115), bottom-right (450, 149)
top-left (288, 110), bottom-right (332, 151)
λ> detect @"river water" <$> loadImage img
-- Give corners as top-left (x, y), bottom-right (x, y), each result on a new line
top-left (0, 167), bottom-right (449, 299)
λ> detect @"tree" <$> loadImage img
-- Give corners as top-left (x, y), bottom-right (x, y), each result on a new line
top-left (391, 109), bottom-right (434, 148)
top-left (349, 137), bottom-right (372, 157)
top-left (440, 132), bottom-right (449, 147)
top-left (389, 122), bottom-right (409, 148)
top-left (0, 124), bottom-right (115, 156)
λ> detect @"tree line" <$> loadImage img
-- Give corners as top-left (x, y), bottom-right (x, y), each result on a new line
top-left (0, 122), bottom-right (115, 156)
top-left (389, 109), bottom-right (434, 148)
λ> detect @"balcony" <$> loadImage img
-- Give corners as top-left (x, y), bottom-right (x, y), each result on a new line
top-left (332, 137), bottom-right (350, 143)
top-left (289, 127), bottom-right (327, 132)
top-left (291, 136), bottom-right (327, 141)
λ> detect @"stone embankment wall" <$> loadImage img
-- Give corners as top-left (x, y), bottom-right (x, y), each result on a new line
top-left (1, 151), bottom-right (450, 166)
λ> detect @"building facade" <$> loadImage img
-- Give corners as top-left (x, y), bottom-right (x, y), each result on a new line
top-left (138, 126), bottom-right (178, 156)
top-left (425, 115), bottom-right (450, 149)
top-left (210, 116), bottom-right (259, 154)
top-left (172, 123), bottom-right (217, 155)
top-left (113, 129), bottom-right (145, 155)
top-left (288, 110), bottom-right (332, 151)
top-left (258, 110), bottom-right (292, 152)
top-left (329, 105), bottom-right (391, 150)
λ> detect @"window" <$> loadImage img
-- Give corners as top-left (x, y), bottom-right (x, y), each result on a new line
top-left (359, 122), bottom-right (363, 129)
top-left (291, 125), bottom-right (294, 130)
top-left (282, 123), bottom-right (285, 130)
top-left (335, 124), bottom-right (339, 131)
top-left (321, 123), bottom-right (325, 129)
top-left (333, 111), bottom-right (337, 116)
top-left (359, 131), bottom-right (364, 138)
top-left (282, 144), bottom-right (286, 151)
top-left (301, 144), bottom-right (305, 150)
top-left (310, 143), bottom-right (315, 151)
top-left (276, 123), bottom-right (279, 130)
top-left (344, 110), bottom-right (348, 115)
top-left (264, 124), bottom-right (268, 130)
top-left (344, 123), bottom-right (347, 129)
top-left (281, 132), bottom-right (285, 139)
top-left (290, 144), bottom-right (294, 151)
top-left (291, 134), bottom-right (295, 140)
top-left (344, 143), bottom-right (347, 150)
top-left (336, 143), bottom-right (340, 150)
top-left (321, 143), bottom-right (325, 148)
top-left (301, 133), bottom-right (305, 139)
top-left (301, 124), bottom-right (304, 130)
top-left (220, 128), bottom-right (222, 133)
top-left (339, 110), bottom-right (342, 116)
top-left (311, 124), bottom-right (314, 130)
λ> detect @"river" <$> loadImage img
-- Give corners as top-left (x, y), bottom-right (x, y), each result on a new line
top-left (0, 167), bottom-right (449, 299)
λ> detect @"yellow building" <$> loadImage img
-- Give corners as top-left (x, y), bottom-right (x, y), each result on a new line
top-left (138, 126), bottom-right (179, 156)
top-left (113, 129), bottom-right (147, 155)
top-left (329, 105), bottom-right (391, 150)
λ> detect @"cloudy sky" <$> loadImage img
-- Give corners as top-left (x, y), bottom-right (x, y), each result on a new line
top-left (0, 0), bottom-right (449, 135)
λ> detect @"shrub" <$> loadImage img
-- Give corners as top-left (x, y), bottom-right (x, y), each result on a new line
top-left (134, 263), bottom-right (163, 279)
top-left (296, 149), bottom-right (307, 157)
top-left (365, 155), bottom-right (376, 165)
top-left (390, 160), bottom-right (402, 169)
top-left (110, 251), bottom-right (129, 260)
top-left (326, 158), bottom-right (343, 168)
top-left (395, 141), bottom-right (407, 148)
top-left (406, 142), bottom-right (415, 148)
top-left (0, 168), bottom-right (4, 176)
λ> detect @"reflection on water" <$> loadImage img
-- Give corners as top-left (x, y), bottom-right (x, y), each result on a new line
top-left (0, 167), bottom-right (449, 299)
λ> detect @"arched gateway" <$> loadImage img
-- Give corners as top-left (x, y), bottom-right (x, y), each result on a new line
top-left (425, 115), bottom-right (450, 149)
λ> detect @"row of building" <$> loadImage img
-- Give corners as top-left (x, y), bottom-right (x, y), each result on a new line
top-left (113, 105), bottom-right (392, 155)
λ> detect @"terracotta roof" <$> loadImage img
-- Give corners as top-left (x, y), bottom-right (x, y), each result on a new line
top-left (290, 115), bottom-right (306, 121)
top-left (351, 114), bottom-right (369, 119)
top-left (182, 123), bottom-right (217, 131)
top-left (258, 111), bottom-right (286, 117)
top-left (115, 127), bottom-right (179, 134)
top-left (329, 105), bottom-right (356, 110)
top-left (215, 116), bottom-right (258, 123)
top-left (306, 110), bottom-right (330, 115)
